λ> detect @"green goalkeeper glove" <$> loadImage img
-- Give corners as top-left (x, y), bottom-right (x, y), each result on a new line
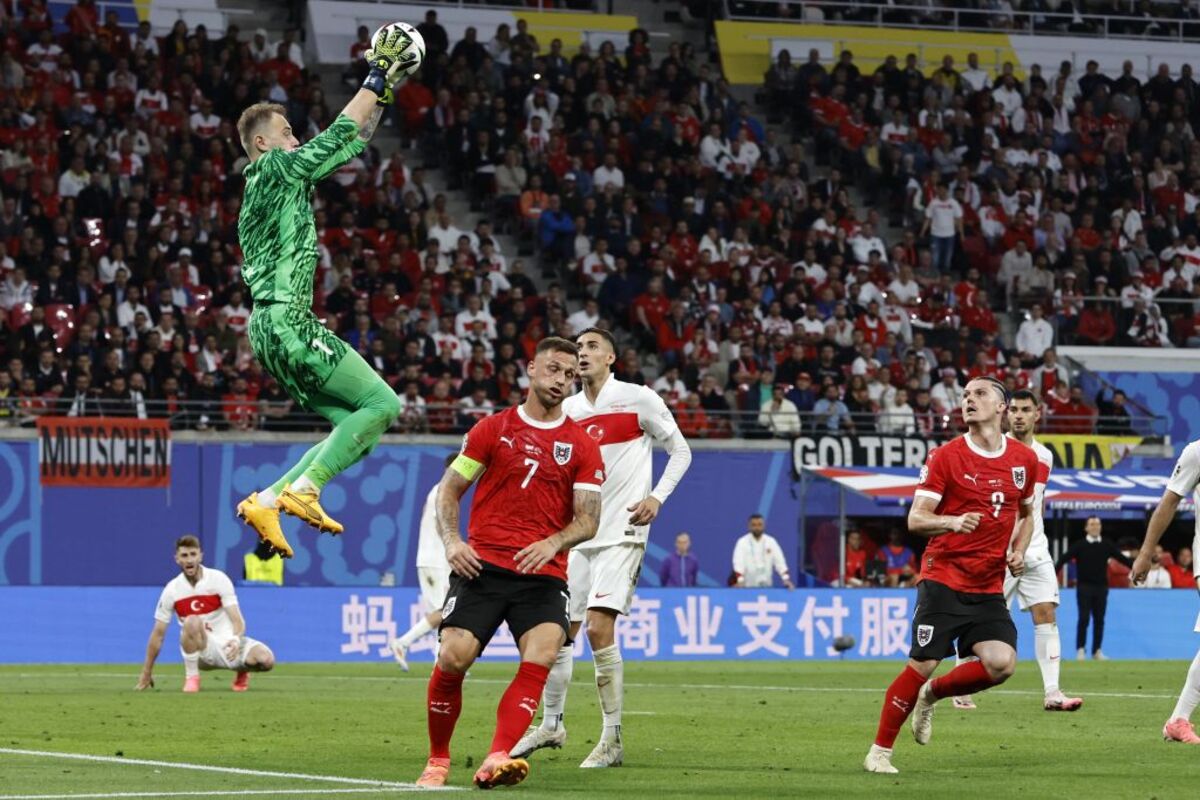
top-left (361, 28), bottom-right (416, 100)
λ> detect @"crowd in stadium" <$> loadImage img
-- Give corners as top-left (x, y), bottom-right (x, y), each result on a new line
top-left (734, 0), bottom-right (1200, 38)
top-left (0, 1), bottom-right (1176, 438)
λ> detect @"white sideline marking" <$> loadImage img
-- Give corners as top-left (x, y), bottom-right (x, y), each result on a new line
top-left (5, 670), bottom-right (1184, 701)
top-left (0, 790), bottom-right (408, 799)
top-left (0, 749), bottom-right (447, 793)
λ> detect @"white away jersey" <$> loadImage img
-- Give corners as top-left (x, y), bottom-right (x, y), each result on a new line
top-left (415, 483), bottom-right (450, 570)
top-left (1167, 439), bottom-right (1200, 577)
top-left (563, 374), bottom-right (679, 549)
top-left (154, 567), bottom-right (238, 639)
top-left (1013, 435), bottom-right (1054, 563)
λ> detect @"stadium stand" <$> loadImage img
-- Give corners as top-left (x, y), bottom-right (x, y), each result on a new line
top-left (0, 0), bottom-right (1175, 441)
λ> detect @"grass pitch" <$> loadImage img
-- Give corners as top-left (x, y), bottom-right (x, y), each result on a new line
top-left (1, 660), bottom-right (1196, 798)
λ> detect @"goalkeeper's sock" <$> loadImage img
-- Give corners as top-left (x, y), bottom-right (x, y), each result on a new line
top-left (931, 659), bottom-right (996, 699)
top-left (593, 644), bottom-right (624, 742)
top-left (540, 645), bottom-right (573, 731)
top-left (269, 443), bottom-right (323, 497)
top-left (490, 662), bottom-right (550, 754)
top-left (182, 650), bottom-right (200, 679)
top-left (874, 665), bottom-right (926, 748)
top-left (290, 475), bottom-right (318, 495)
top-left (256, 488), bottom-right (278, 508)
top-left (1034, 623), bottom-right (1061, 695)
top-left (398, 616), bottom-right (434, 648)
top-left (427, 666), bottom-right (464, 759)
top-left (1171, 648), bottom-right (1200, 721)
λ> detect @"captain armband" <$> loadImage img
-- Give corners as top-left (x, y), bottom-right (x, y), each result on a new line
top-left (450, 454), bottom-right (484, 481)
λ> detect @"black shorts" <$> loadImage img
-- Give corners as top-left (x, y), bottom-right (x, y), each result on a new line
top-left (439, 563), bottom-right (571, 650)
top-left (908, 579), bottom-right (1017, 661)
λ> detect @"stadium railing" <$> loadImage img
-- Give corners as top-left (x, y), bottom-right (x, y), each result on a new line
top-left (0, 401), bottom-right (1166, 439)
top-left (724, 0), bottom-right (1200, 42)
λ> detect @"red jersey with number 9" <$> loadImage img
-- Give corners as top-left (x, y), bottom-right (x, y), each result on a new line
top-left (913, 434), bottom-right (1039, 594)
top-left (461, 405), bottom-right (605, 580)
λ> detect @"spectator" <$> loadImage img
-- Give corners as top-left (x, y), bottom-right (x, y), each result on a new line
top-left (1095, 388), bottom-right (1134, 435)
top-left (1015, 305), bottom-right (1055, 364)
top-left (877, 388), bottom-right (916, 435)
top-left (1136, 545), bottom-right (1173, 589)
top-left (758, 383), bottom-right (801, 435)
top-left (732, 514), bottom-right (794, 589)
top-left (1056, 517), bottom-right (1132, 660)
top-left (658, 532), bottom-right (699, 587)
top-left (812, 382), bottom-right (851, 433)
top-left (844, 529), bottom-right (870, 587)
top-left (920, 183), bottom-right (963, 272)
top-left (881, 529), bottom-right (916, 587)
top-left (1171, 548), bottom-right (1195, 589)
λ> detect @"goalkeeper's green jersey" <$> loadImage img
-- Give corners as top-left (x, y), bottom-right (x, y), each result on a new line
top-left (238, 114), bottom-right (365, 307)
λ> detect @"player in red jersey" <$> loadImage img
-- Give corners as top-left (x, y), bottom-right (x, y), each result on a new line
top-left (864, 376), bottom-right (1040, 774)
top-left (415, 337), bottom-right (605, 790)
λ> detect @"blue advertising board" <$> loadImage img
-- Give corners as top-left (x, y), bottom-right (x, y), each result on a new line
top-left (1, 586), bottom-right (1195, 663)
top-left (0, 440), bottom-right (800, 588)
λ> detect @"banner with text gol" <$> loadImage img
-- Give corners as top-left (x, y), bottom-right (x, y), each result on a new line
top-left (36, 417), bottom-right (171, 488)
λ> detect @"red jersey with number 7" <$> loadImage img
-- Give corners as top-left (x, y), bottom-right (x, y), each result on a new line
top-left (460, 405), bottom-right (605, 581)
top-left (913, 434), bottom-right (1039, 594)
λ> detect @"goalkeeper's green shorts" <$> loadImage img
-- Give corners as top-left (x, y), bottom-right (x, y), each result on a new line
top-left (248, 303), bottom-right (350, 410)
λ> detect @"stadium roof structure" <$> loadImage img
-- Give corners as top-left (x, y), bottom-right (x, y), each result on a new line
top-left (800, 465), bottom-right (1188, 512)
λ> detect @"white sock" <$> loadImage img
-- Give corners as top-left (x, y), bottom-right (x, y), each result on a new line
top-left (182, 649), bottom-right (200, 679)
top-left (1171, 649), bottom-right (1200, 721)
top-left (593, 644), bottom-right (623, 742)
top-left (256, 487), bottom-right (278, 508)
top-left (540, 645), bottom-right (573, 730)
top-left (291, 475), bottom-right (317, 494)
top-left (398, 617), bottom-right (434, 648)
top-left (1034, 623), bottom-right (1061, 695)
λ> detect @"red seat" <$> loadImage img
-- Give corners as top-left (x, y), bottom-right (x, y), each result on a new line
top-left (44, 303), bottom-right (76, 350)
top-left (9, 302), bottom-right (31, 330)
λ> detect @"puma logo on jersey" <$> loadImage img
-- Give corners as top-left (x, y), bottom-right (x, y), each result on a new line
top-left (963, 473), bottom-right (979, 487)
top-left (500, 436), bottom-right (515, 448)
top-left (311, 338), bottom-right (334, 356)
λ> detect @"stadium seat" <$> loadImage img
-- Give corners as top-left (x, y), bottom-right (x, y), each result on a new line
top-left (9, 303), bottom-right (31, 330)
top-left (44, 304), bottom-right (76, 349)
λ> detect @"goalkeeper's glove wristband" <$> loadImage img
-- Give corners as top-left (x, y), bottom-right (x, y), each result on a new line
top-left (362, 63), bottom-right (390, 98)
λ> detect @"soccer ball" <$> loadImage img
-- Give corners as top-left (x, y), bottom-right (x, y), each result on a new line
top-left (371, 21), bottom-right (425, 79)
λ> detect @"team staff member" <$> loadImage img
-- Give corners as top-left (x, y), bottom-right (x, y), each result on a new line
top-left (1056, 517), bottom-right (1132, 660)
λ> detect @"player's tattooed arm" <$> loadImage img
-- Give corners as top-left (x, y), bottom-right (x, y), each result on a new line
top-left (907, 494), bottom-right (980, 537)
top-left (513, 489), bottom-right (601, 575)
top-left (437, 468), bottom-right (483, 578)
top-left (357, 105), bottom-right (385, 143)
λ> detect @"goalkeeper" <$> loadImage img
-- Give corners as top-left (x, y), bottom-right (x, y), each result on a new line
top-left (234, 32), bottom-right (417, 557)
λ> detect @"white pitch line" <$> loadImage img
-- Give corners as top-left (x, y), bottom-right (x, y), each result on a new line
top-left (0, 749), bottom-right (449, 793)
top-left (0, 790), bottom-right (409, 800)
top-left (2, 670), bottom-right (1184, 701)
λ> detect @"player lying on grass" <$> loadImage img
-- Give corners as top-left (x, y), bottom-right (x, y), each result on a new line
top-left (1132, 436), bottom-right (1200, 744)
top-left (865, 376), bottom-right (1038, 774)
top-left (234, 31), bottom-right (419, 557)
top-left (415, 337), bottom-right (605, 790)
top-left (390, 454), bottom-right (457, 671)
top-left (136, 535), bottom-right (275, 693)
top-left (952, 389), bottom-right (1082, 712)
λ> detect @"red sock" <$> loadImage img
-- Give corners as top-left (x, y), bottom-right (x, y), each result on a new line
top-left (490, 661), bottom-right (551, 754)
top-left (930, 659), bottom-right (995, 699)
top-left (427, 666), bottom-right (465, 759)
top-left (874, 665), bottom-right (927, 748)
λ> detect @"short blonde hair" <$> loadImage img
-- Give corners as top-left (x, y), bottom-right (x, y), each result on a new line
top-left (236, 102), bottom-right (287, 156)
